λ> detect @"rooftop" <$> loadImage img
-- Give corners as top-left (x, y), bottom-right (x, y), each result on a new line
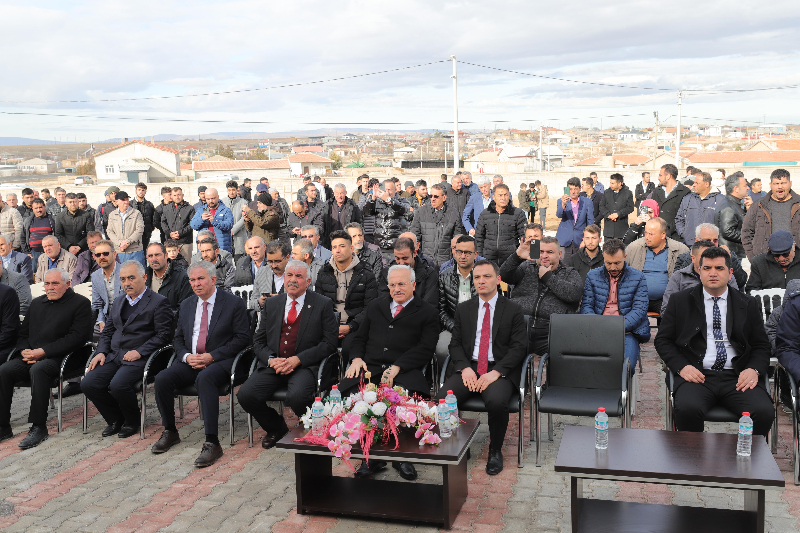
top-left (93, 139), bottom-right (180, 157)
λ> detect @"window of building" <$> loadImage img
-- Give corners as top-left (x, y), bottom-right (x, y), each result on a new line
top-left (105, 165), bottom-right (115, 174)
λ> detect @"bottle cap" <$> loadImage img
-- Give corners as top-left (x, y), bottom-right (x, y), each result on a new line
top-left (743, 412), bottom-right (750, 417)
top-left (447, 390), bottom-right (453, 395)
top-left (439, 399), bottom-right (445, 403)
top-left (598, 407), bottom-right (605, 413)
top-left (332, 385), bottom-right (338, 390)
top-left (315, 397), bottom-right (321, 401)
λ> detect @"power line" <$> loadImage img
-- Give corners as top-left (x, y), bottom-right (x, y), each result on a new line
top-left (0, 60), bottom-right (449, 104)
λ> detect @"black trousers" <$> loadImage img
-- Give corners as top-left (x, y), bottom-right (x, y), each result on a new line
top-left (0, 357), bottom-right (61, 427)
top-left (437, 362), bottom-right (515, 451)
top-left (530, 327), bottom-right (549, 356)
top-left (648, 299), bottom-right (662, 314)
top-left (81, 359), bottom-right (144, 427)
top-left (673, 369), bottom-right (775, 436)
top-left (154, 360), bottom-right (232, 435)
top-left (237, 365), bottom-right (316, 433)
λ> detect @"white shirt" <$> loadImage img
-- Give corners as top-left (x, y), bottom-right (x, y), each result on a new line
top-left (472, 292), bottom-right (499, 362)
top-left (273, 273), bottom-right (284, 293)
top-left (284, 292), bottom-right (306, 323)
top-left (390, 296), bottom-right (413, 318)
top-left (184, 289), bottom-right (217, 362)
top-left (702, 288), bottom-right (735, 370)
top-left (125, 290), bottom-right (145, 306)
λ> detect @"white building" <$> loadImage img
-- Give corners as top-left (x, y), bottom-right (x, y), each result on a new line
top-left (288, 154), bottom-right (334, 176)
top-left (617, 130), bottom-right (649, 142)
top-left (17, 158), bottom-right (57, 173)
top-left (758, 124), bottom-right (787, 134)
top-left (93, 140), bottom-right (180, 183)
top-left (192, 159), bottom-right (291, 181)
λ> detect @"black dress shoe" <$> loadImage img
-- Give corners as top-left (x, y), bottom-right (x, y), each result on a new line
top-left (52, 382), bottom-right (82, 399)
top-left (0, 426), bottom-right (12, 443)
top-left (354, 459), bottom-right (387, 477)
top-left (392, 461), bottom-right (418, 480)
top-left (261, 425), bottom-right (289, 449)
top-left (101, 421), bottom-right (123, 437)
top-left (486, 449), bottom-right (504, 476)
top-left (151, 430), bottom-right (181, 453)
top-left (194, 442), bottom-right (223, 467)
top-left (118, 424), bottom-right (140, 439)
top-left (18, 426), bottom-right (48, 450)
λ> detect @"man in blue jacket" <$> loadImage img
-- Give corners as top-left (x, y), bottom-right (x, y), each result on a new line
top-left (581, 238), bottom-right (651, 371)
top-left (556, 177), bottom-right (594, 262)
top-left (462, 176), bottom-right (492, 236)
top-left (190, 188), bottom-right (234, 254)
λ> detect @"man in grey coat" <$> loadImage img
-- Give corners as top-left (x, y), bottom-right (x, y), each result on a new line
top-left (221, 180), bottom-right (248, 261)
top-left (0, 261), bottom-right (31, 315)
top-left (675, 171), bottom-right (727, 246)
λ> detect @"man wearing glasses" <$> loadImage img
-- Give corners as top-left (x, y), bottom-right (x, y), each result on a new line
top-left (746, 231), bottom-right (800, 292)
top-left (672, 223), bottom-right (749, 290)
top-left (410, 183), bottom-right (464, 268)
top-left (90, 241), bottom-right (123, 340)
top-left (437, 235), bottom-right (478, 364)
top-left (251, 240), bottom-right (291, 310)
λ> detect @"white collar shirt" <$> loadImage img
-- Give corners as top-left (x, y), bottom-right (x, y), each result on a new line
top-left (184, 289), bottom-right (218, 362)
top-left (390, 296), bottom-right (413, 318)
top-left (472, 292), bottom-right (499, 362)
top-left (284, 291), bottom-right (306, 322)
top-left (702, 288), bottom-right (735, 370)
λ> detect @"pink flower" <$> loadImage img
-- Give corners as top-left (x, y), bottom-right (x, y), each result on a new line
top-left (420, 431), bottom-right (442, 445)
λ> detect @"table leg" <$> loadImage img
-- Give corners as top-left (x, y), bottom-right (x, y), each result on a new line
top-left (744, 489), bottom-right (765, 533)
top-left (442, 455), bottom-right (469, 529)
top-left (571, 476), bottom-right (583, 533)
top-left (295, 453), bottom-right (332, 514)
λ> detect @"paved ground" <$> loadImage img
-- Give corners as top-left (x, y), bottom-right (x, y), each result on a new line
top-left (0, 339), bottom-right (798, 532)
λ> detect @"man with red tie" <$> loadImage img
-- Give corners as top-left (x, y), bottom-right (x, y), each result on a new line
top-left (437, 260), bottom-right (528, 475)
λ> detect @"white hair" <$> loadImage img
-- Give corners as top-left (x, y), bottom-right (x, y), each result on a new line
top-left (188, 260), bottom-right (216, 279)
top-left (477, 176), bottom-right (492, 186)
top-left (285, 259), bottom-right (310, 278)
top-left (300, 225), bottom-right (319, 236)
top-left (387, 264), bottom-right (415, 283)
top-left (42, 235), bottom-right (59, 246)
top-left (44, 267), bottom-right (70, 284)
top-left (695, 223), bottom-right (720, 239)
top-left (334, 183), bottom-right (347, 191)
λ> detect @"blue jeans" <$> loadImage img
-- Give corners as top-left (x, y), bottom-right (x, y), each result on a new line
top-left (31, 251), bottom-right (42, 268)
top-left (625, 333), bottom-right (641, 372)
top-left (118, 250), bottom-right (145, 267)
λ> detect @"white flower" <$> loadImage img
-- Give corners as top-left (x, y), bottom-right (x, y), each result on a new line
top-left (449, 415), bottom-right (459, 427)
top-left (322, 403), bottom-right (332, 417)
top-left (300, 407), bottom-right (313, 429)
top-left (363, 391), bottom-right (378, 404)
top-left (352, 401), bottom-right (370, 415)
top-left (371, 402), bottom-right (388, 416)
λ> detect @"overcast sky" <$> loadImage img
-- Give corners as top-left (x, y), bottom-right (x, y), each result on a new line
top-left (2, 0), bottom-right (799, 141)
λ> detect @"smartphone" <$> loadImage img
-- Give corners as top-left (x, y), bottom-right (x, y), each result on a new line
top-left (563, 186), bottom-right (570, 196)
top-left (639, 206), bottom-right (650, 216)
top-left (203, 206), bottom-right (210, 215)
top-left (529, 239), bottom-right (540, 259)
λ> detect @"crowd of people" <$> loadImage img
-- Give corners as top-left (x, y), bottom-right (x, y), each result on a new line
top-left (1, 166), bottom-right (799, 478)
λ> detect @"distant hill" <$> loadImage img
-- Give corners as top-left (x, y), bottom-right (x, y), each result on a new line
top-left (0, 137), bottom-right (73, 146)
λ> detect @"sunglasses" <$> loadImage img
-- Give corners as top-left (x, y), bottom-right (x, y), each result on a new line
top-left (430, 194), bottom-right (442, 199)
top-left (93, 251), bottom-right (112, 258)
top-left (773, 252), bottom-right (791, 259)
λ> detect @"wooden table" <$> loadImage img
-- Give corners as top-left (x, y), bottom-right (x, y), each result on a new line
top-left (554, 426), bottom-right (785, 533)
top-left (276, 418), bottom-right (480, 529)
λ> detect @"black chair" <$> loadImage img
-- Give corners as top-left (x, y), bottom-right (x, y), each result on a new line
top-left (782, 367), bottom-right (800, 485)
top-left (173, 346), bottom-right (257, 446)
top-left (6, 342), bottom-right (95, 433)
top-left (534, 314), bottom-right (630, 466)
top-left (437, 315), bottom-right (533, 468)
top-left (82, 345), bottom-right (175, 439)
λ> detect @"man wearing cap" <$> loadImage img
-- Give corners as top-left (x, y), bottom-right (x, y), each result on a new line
top-left (243, 192), bottom-right (280, 244)
top-left (400, 181), bottom-right (415, 199)
top-left (190, 188), bottom-right (234, 254)
top-left (106, 191), bottom-right (145, 266)
top-left (161, 187), bottom-right (195, 263)
top-left (95, 186), bottom-right (118, 238)
top-left (746, 230), bottom-right (800, 292)
top-left (249, 183), bottom-right (269, 211)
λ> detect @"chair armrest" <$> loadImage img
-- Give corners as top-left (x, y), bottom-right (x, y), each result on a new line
top-left (535, 353), bottom-right (549, 389)
top-left (787, 369), bottom-right (798, 404)
top-left (6, 349), bottom-right (21, 364)
top-left (143, 345), bottom-right (175, 385)
top-left (248, 356), bottom-right (258, 376)
top-left (668, 368), bottom-right (675, 393)
top-left (761, 370), bottom-right (769, 391)
top-left (438, 355), bottom-right (451, 390)
top-left (317, 352), bottom-right (338, 395)
top-left (231, 346), bottom-right (255, 387)
top-left (518, 354), bottom-right (533, 394)
top-left (61, 342), bottom-right (94, 379)
top-left (621, 358), bottom-right (630, 394)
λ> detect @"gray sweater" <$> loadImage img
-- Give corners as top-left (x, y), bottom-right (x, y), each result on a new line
top-left (661, 263), bottom-right (739, 315)
top-left (498, 254), bottom-right (582, 324)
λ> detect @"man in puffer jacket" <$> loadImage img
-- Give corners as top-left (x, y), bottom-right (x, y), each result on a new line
top-left (410, 183), bottom-right (464, 268)
top-left (475, 184), bottom-right (527, 266)
top-left (499, 235), bottom-right (582, 355)
top-left (362, 179), bottom-right (412, 263)
top-left (437, 235), bottom-right (479, 362)
top-left (581, 239), bottom-right (651, 371)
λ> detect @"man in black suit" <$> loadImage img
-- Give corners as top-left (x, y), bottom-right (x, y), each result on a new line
top-left (634, 171), bottom-right (655, 209)
top-left (0, 284), bottom-right (18, 361)
top-left (655, 247), bottom-right (774, 436)
top-left (0, 269), bottom-right (92, 448)
top-left (237, 260), bottom-right (338, 449)
top-left (599, 173), bottom-right (635, 241)
top-left (151, 261), bottom-right (251, 466)
top-left (438, 260), bottom-right (528, 475)
top-left (81, 260), bottom-right (173, 438)
top-left (339, 264), bottom-right (439, 480)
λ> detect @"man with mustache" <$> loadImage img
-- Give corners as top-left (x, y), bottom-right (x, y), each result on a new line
top-left (90, 240), bottom-right (123, 339)
top-left (81, 261), bottom-right (173, 438)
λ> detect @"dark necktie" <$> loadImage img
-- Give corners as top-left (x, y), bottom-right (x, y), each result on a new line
top-left (477, 302), bottom-right (491, 375)
top-left (287, 300), bottom-right (298, 325)
top-left (196, 301), bottom-right (209, 354)
top-left (711, 296), bottom-right (727, 371)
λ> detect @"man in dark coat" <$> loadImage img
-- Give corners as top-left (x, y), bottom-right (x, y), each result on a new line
top-left (346, 222), bottom-right (386, 280)
top-left (566, 224), bottom-right (604, 285)
top-left (653, 163), bottom-right (692, 242)
top-left (55, 192), bottom-right (95, 256)
top-left (362, 179), bottom-right (412, 263)
top-left (634, 171), bottom-right (656, 209)
top-left (475, 184), bottom-right (527, 266)
top-left (410, 183), bottom-right (465, 267)
top-left (131, 183), bottom-right (155, 250)
top-left (715, 172), bottom-right (750, 258)
top-left (321, 184), bottom-right (362, 247)
top-left (446, 174), bottom-right (471, 217)
top-left (377, 237), bottom-right (438, 307)
top-left (599, 173), bottom-right (634, 240)
top-left (161, 187), bottom-right (195, 263)
top-left (145, 243), bottom-right (193, 314)
top-left (745, 231), bottom-right (800, 292)
top-left (153, 186), bottom-right (173, 245)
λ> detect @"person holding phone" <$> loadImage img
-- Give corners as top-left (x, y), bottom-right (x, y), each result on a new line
top-left (555, 177), bottom-right (594, 262)
top-left (623, 199), bottom-right (660, 244)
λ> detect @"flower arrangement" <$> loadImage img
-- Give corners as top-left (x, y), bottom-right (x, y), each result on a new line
top-left (298, 379), bottom-right (444, 470)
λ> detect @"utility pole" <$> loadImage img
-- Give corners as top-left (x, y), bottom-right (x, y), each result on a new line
top-left (538, 126), bottom-right (543, 171)
top-left (676, 90), bottom-right (683, 168)
top-left (445, 141), bottom-right (448, 174)
top-left (653, 111), bottom-right (659, 169)
top-left (451, 55), bottom-right (458, 174)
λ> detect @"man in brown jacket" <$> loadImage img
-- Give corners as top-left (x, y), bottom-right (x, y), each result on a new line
top-left (742, 169), bottom-right (800, 260)
top-left (535, 180), bottom-right (549, 227)
top-left (106, 191), bottom-right (145, 266)
top-left (0, 197), bottom-right (23, 250)
top-left (34, 236), bottom-right (78, 283)
top-left (243, 192), bottom-right (280, 244)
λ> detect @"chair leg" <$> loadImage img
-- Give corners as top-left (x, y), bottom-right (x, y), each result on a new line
top-left (631, 373), bottom-right (638, 417)
top-left (547, 413), bottom-right (553, 442)
top-left (517, 407), bottom-right (524, 468)
top-left (49, 389), bottom-right (55, 410)
top-left (247, 413), bottom-right (253, 448)
top-left (793, 397), bottom-right (799, 485)
top-left (140, 388), bottom-right (147, 440)
top-left (198, 396), bottom-right (203, 421)
top-left (534, 401), bottom-right (541, 466)
top-left (229, 392), bottom-right (235, 446)
top-left (57, 382), bottom-right (63, 433)
top-left (178, 395), bottom-right (184, 419)
top-left (82, 395), bottom-right (88, 434)
top-left (772, 368), bottom-right (779, 454)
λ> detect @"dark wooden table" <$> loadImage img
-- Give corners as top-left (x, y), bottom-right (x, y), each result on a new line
top-left (276, 418), bottom-right (480, 529)
top-left (554, 426), bottom-right (785, 533)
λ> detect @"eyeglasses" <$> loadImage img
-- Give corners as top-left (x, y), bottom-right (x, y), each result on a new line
top-left (430, 195), bottom-right (442, 199)
top-left (388, 282), bottom-right (411, 288)
top-left (454, 249), bottom-right (475, 256)
top-left (773, 252), bottom-right (791, 259)
top-left (93, 251), bottom-right (112, 258)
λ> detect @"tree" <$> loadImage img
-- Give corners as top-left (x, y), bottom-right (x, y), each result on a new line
top-left (247, 148), bottom-right (268, 160)
top-left (329, 151), bottom-right (343, 170)
top-left (216, 144), bottom-right (234, 158)
top-left (77, 159), bottom-right (96, 176)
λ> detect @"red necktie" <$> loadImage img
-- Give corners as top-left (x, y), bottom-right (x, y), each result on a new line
top-left (477, 302), bottom-right (491, 375)
top-left (393, 304), bottom-right (404, 318)
top-left (287, 300), bottom-right (298, 324)
top-left (196, 301), bottom-right (209, 354)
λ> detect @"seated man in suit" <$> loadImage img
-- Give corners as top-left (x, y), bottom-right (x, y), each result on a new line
top-left (340, 264), bottom-right (439, 480)
top-left (0, 233), bottom-right (33, 282)
top-left (0, 269), bottom-right (92, 448)
top-left (437, 260), bottom-right (527, 476)
top-left (0, 284), bottom-right (18, 361)
top-left (655, 247), bottom-right (774, 436)
top-left (152, 261), bottom-right (250, 466)
top-left (237, 260), bottom-right (338, 449)
top-left (90, 240), bottom-right (123, 339)
top-left (250, 239), bottom-right (291, 310)
top-left (0, 259), bottom-right (31, 316)
top-left (81, 261), bottom-right (173, 438)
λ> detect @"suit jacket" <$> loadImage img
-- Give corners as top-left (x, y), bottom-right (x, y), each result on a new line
top-left (91, 264), bottom-right (124, 325)
top-left (97, 288), bottom-right (174, 366)
top-left (0, 284), bottom-right (19, 357)
top-left (655, 284), bottom-right (770, 390)
top-left (599, 185), bottom-right (635, 239)
top-left (635, 181), bottom-right (656, 208)
top-left (250, 265), bottom-right (286, 309)
top-left (2, 250), bottom-right (33, 282)
top-left (0, 268), bottom-right (31, 315)
top-left (342, 295), bottom-right (439, 395)
top-left (555, 196), bottom-right (594, 247)
top-left (17, 288), bottom-right (92, 359)
top-left (174, 288), bottom-right (251, 369)
top-left (448, 295), bottom-right (528, 387)
top-left (253, 291), bottom-right (337, 372)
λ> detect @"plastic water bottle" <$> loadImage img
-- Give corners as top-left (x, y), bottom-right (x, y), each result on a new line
top-left (595, 407), bottom-right (609, 450)
top-left (737, 412), bottom-right (753, 457)
top-left (311, 397), bottom-right (325, 436)
top-left (437, 399), bottom-right (452, 438)
top-left (329, 385), bottom-right (342, 407)
top-left (445, 390), bottom-right (458, 427)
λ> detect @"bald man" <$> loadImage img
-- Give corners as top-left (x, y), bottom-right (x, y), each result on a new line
top-left (190, 188), bottom-right (234, 254)
top-left (287, 200), bottom-right (323, 238)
